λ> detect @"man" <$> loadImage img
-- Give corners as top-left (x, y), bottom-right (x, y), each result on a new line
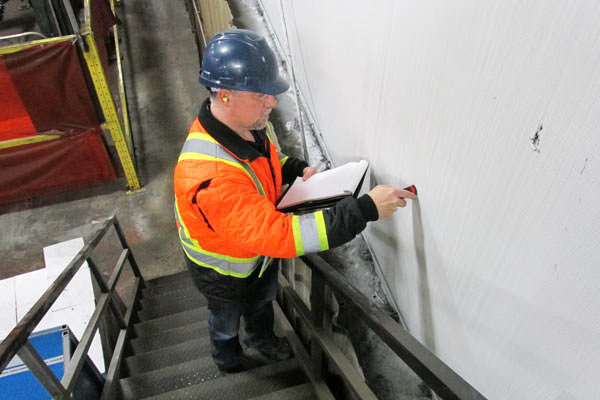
top-left (173, 29), bottom-right (416, 373)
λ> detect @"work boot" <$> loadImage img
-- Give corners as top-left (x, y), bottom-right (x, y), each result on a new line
top-left (217, 355), bottom-right (257, 374)
top-left (255, 337), bottom-right (293, 362)
top-left (218, 363), bottom-right (245, 373)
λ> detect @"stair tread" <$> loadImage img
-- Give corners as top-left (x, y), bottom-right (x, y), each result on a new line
top-left (139, 285), bottom-right (204, 310)
top-left (125, 336), bottom-right (212, 376)
top-left (133, 307), bottom-right (210, 336)
top-left (138, 358), bottom-right (306, 400)
top-left (145, 271), bottom-right (192, 288)
top-left (129, 319), bottom-right (210, 354)
top-left (137, 294), bottom-right (206, 321)
top-left (247, 382), bottom-right (315, 400)
top-left (142, 274), bottom-right (196, 297)
top-left (120, 355), bottom-right (219, 399)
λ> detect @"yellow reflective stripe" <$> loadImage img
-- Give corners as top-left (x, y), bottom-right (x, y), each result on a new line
top-left (314, 210), bottom-right (329, 251)
top-left (182, 247), bottom-right (256, 278)
top-left (176, 200), bottom-right (260, 277)
top-left (180, 240), bottom-right (259, 263)
top-left (238, 162), bottom-right (266, 196)
top-left (188, 131), bottom-right (218, 142)
top-left (292, 215), bottom-right (304, 256)
top-left (280, 155), bottom-right (289, 167)
top-left (179, 152), bottom-right (249, 174)
top-left (175, 200), bottom-right (201, 248)
top-left (179, 138), bottom-right (266, 196)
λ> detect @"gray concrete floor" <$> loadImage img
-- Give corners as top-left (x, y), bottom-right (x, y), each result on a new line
top-left (0, 0), bottom-right (203, 281)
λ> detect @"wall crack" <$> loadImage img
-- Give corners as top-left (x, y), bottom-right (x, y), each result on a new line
top-left (530, 122), bottom-right (543, 153)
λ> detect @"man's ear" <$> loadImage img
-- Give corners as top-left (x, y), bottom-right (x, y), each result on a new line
top-left (219, 89), bottom-right (233, 104)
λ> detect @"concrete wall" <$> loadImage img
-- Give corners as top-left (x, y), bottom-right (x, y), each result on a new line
top-left (260, 1), bottom-right (600, 398)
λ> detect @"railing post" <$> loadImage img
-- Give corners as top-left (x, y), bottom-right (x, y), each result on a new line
top-left (310, 269), bottom-right (326, 378)
top-left (87, 256), bottom-right (127, 329)
top-left (18, 341), bottom-right (69, 399)
top-left (111, 218), bottom-right (144, 280)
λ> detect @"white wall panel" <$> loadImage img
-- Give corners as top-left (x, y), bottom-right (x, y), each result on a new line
top-left (263, 0), bottom-right (600, 398)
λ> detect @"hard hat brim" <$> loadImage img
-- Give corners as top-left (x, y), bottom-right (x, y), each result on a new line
top-left (259, 77), bottom-right (290, 96)
top-left (199, 75), bottom-right (290, 96)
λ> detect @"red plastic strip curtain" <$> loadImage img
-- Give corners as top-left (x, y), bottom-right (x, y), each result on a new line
top-left (0, 129), bottom-right (116, 204)
top-left (0, 40), bottom-right (116, 204)
top-left (1, 41), bottom-right (100, 135)
top-left (0, 58), bottom-right (37, 140)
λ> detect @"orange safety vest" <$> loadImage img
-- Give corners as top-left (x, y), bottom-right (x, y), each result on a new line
top-left (174, 118), bottom-right (330, 278)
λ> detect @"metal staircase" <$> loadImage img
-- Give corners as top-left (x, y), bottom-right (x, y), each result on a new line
top-left (116, 270), bottom-right (315, 399)
top-left (0, 215), bottom-right (487, 399)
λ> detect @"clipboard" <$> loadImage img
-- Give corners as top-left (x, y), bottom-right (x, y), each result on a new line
top-left (277, 160), bottom-right (369, 213)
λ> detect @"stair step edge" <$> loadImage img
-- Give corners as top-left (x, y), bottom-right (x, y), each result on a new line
top-left (139, 358), bottom-right (305, 400)
top-left (133, 307), bottom-right (209, 331)
top-left (145, 271), bottom-right (192, 288)
top-left (139, 288), bottom-right (205, 308)
top-left (130, 320), bottom-right (210, 351)
top-left (120, 355), bottom-right (219, 398)
top-left (136, 299), bottom-right (205, 321)
top-left (142, 284), bottom-right (196, 297)
top-left (247, 382), bottom-right (315, 400)
top-left (127, 335), bottom-right (211, 361)
top-left (124, 337), bottom-right (212, 377)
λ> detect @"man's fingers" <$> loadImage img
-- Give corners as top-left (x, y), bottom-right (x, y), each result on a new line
top-left (302, 167), bottom-right (318, 181)
top-left (396, 189), bottom-right (417, 200)
top-left (368, 185), bottom-right (417, 219)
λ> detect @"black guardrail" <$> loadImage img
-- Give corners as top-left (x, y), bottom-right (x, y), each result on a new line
top-left (298, 254), bottom-right (486, 400)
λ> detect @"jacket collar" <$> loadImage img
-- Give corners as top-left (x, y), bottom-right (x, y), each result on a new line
top-left (198, 98), bottom-right (265, 162)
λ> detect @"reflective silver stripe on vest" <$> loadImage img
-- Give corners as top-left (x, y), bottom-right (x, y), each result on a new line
top-left (175, 202), bottom-right (261, 277)
top-left (292, 211), bottom-right (330, 256)
top-left (181, 138), bottom-right (265, 195)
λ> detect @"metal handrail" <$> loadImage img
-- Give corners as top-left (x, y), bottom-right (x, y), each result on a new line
top-left (0, 217), bottom-right (112, 371)
top-left (298, 254), bottom-right (487, 400)
top-left (0, 31), bottom-right (47, 42)
top-left (0, 215), bottom-right (144, 399)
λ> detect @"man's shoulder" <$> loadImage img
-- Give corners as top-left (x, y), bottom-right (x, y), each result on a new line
top-left (188, 117), bottom-right (208, 134)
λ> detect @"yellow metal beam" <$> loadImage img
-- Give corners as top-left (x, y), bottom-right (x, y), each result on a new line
top-left (81, 31), bottom-right (141, 191)
top-left (0, 35), bottom-right (77, 55)
top-left (0, 135), bottom-right (61, 150)
top-left (109, 0), bottom-right (134, 157)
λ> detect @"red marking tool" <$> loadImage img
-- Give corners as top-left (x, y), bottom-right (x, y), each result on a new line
top-left (403, 185), bottom-right (418, 195)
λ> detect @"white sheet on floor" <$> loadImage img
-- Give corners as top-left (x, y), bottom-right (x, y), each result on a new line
top-left (1, 238), bottom-right (104, 373)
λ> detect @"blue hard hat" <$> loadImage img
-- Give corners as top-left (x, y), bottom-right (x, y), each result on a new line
top-left (199, 29), bottom-right (289, 95)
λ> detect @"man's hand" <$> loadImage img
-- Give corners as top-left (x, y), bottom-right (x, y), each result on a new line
top-left (367, 185), bottom-right (417, 219)
top-left (302, 166), bottom-right (318, 181)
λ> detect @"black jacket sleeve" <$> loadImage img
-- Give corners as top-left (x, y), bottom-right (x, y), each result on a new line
top-left (322, 194), bottom-right (378, 248)
top-left (281, 156), bottom-right (308, 185)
